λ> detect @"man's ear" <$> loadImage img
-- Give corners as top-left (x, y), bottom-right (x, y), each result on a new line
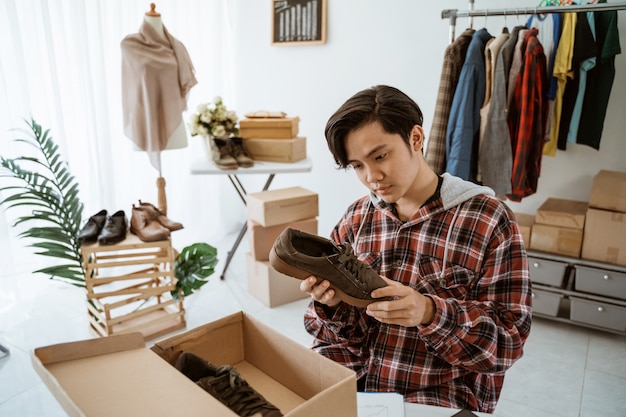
top-left (411, 125), bottom-right (424, 152)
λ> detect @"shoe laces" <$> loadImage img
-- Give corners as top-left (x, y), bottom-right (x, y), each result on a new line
top-left (206, 365), bottom-right (279, 416)
top-left (336, 243), bottom-right (368, 285)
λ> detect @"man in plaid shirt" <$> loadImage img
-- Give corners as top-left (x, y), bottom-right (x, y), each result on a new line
top-left (302, 85), bottom-right (532, 413)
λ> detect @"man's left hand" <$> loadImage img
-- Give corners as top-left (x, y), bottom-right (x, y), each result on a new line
top-left (366, 277), bottom-right (435, 327)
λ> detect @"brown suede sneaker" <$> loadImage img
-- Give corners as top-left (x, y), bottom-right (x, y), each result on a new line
top-left (175, 352), bottom-right (282, 417)
top-left (269, 228), bottom-right (388, 307)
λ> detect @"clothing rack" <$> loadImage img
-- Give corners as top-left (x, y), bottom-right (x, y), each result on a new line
top-left (442, 1), bottom-right (626, 43)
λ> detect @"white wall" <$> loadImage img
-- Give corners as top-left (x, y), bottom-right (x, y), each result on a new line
top-left (229, 0), bottom-right (626, 236)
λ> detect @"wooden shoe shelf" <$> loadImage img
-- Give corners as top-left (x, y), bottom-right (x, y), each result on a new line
top-left (80, 233), bottom-right (186, 340)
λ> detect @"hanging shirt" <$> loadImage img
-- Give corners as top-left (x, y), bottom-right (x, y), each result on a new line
top-left (576, 9), bottom-right (621, 150)
top-left (121, 20), bottom-right (197, 171)
top-left (446, 28), bottom-right (493, 182)
top-left (508, 28), bottom-right (548, 202)
top-left (426, 29), bottom-right (475, 175)
top-left (527, 13), bottom-right (562, 147)
top-left (506, 28), bottom-right (529, 112)
top-left (567, 12), bottom-right (597, 144)
top-left (477, 29), bottom-right (509, 192)
top-left (479, 30), bottom-right (514, 197)
top-left (544, 13), bottom-right (577, 157)
top-left (557, 12), bottom-right (595, 151)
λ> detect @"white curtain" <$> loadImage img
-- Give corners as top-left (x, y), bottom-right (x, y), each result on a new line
top-left (0, 0), bottom-right (244, 275)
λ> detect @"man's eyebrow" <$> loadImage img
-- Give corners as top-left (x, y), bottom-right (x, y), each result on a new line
top-left (347, 144), bottom-right (387, 164)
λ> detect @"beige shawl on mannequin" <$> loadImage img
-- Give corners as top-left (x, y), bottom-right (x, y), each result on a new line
top-left (121, 21), bottom-right (197, 171)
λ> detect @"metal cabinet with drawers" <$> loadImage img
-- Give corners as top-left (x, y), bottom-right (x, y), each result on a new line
top-left (528, 251), bottom-right (626, 335)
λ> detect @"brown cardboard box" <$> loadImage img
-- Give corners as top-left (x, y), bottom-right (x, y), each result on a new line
top-left (239, 117), bottom-right (300, 139)
top-left (244, 137), bottom-right (307, 163)
top-left (535, 198), bottom-right (588, 230)
top-left (582, 208), bottom-right (626, 266)
top-left (589, 170), bottom-right (626, 213)
top-left (530, 223), bottom-right (583, 258)
top-left (247, 253), bottom-right (309, 307)
top-left (32, 312), bottom-right (357, 417)
top-left (514, 212), bottom-right (535, 248)
top-left (247, 186), bottom-right (318, 227)
top-left (248, 218), bottom-right (318, 261)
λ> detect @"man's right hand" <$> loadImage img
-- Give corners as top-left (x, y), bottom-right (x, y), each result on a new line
top-left (300, 276), bottom-right (342, 307)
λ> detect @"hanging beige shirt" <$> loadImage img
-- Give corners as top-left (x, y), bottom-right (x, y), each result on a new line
top-left (121, 21), bottom-right (197, 170)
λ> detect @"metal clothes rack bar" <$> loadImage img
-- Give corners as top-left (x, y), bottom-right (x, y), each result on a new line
top-left (443, 1), bottom-right (626, 43)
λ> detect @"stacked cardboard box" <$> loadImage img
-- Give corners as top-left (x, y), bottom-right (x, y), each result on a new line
top-left (239, 115), bottom-right (306, 162)
top-left (513, 212), bottom-right (535, 249)
top-left (246, 186), bottom-right (318, 307)
top-left (529, 198), bottom-right (588, 258)
top-left (582, 170), bottom-right (626, 266)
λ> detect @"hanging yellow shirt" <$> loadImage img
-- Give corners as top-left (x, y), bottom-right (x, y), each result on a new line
top-left (544, 12), bottom-right (577, 156)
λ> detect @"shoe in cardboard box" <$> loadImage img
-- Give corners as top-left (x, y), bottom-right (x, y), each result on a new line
top-left (530, 223), bottom-right (583, 258)
top-left (589, 170), bottom-right (626, 213)
top-left (240, 117), bottom-right (300, 139)
top-left (32, 311), bottom-right (357, 417)
top-left (247, 252), bottom-right (309, 307)
top-left (514, 212), bottom-right (535, 248)
top-left (247, 186), bottom-right (318, 227)
top-left (244, 137), bottom-right (307, 163)
top-left (248, 217), bottom-right (318, 261)
top-left (535, 198), bottom-right (588, 230)
top-left (582, 208), bottom-right (626, 267)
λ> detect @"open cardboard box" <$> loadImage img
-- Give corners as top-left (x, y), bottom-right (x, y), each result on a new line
top-left (32, 311), bottom-right (357, 417)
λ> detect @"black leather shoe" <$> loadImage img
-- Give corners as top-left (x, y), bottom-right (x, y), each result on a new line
top-left (77, 209), bottom-right (107, 244)
top-left (98, 210), bottom-right (127, 245)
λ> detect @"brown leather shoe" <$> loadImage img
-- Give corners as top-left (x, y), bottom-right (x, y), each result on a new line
top-left (98, 210), bottom-right (128, 245)
top-left (231, 137), bottom-right (254, 168)
top-left (130, 205), bottom-right (170, 242)
top-left (269, 228), bottom-right (388, 307)
top-left (138, 200), bottom-right (183, 231)
top-left (211, 137), bottom-right (238, 170)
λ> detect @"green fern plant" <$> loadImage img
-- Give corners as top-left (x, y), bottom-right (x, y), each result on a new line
top-left (0, 119), bottom-right (85, 286)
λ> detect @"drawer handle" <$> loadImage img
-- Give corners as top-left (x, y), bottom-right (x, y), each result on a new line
top-left (603, 274), bottom-right (610, 280)
top-left (597, 306), bottom-right (605, 313)
top-left (533, 262), bottom-right (540, 268)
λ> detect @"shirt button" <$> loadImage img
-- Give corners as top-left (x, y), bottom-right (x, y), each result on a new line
top-left (422, 335), bottom-right (430, 342)
top-left (438, 278), bottom-right (447, 287)
top-left (373, 358), bottom-right (380, 366)
top-left (395, 259), bottom-right (403, 267)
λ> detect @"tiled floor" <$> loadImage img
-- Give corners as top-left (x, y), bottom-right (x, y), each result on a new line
top-left (1, 231), bottom-right (625, 417)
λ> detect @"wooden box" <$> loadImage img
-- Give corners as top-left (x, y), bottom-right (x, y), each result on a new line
top-left (239, 117), bottom-right (300, 139)
top-left (81, 234), bottom-right (185, 340)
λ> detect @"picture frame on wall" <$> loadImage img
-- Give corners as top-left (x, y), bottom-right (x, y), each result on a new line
top-left (271, 0), bottom-right (327, 45)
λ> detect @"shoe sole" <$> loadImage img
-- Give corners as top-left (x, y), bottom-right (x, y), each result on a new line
top-left (269, 246), bottom-right (376, 308)
top-left (130, 226), bottom-right (169, 242)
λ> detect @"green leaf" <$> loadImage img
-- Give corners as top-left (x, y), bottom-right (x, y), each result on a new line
top-left (171, 243), bottom-right (218, 300)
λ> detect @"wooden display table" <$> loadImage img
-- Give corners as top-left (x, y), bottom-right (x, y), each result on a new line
top-left (81, 233), bottom-right (186, 340)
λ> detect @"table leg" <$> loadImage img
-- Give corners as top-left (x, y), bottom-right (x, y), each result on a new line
top-left (219, 173), bottom-right (276, 279)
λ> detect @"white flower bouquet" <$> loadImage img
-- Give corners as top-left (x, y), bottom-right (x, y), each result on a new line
top-left (188, 96), bottom-right (239, 138)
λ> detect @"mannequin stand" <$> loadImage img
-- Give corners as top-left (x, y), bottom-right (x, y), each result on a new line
top-left (157, 176), bottom-right (167, 215)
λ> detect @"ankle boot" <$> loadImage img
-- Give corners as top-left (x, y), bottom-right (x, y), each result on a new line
top-left (130, 205), bottom-right (170, 242)
top-left (231, 137), bottom-right (254, 168)
top-left (138, 200), bottom-right (183, 231)
top-left (211, 137), bottom-right (238, 170)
